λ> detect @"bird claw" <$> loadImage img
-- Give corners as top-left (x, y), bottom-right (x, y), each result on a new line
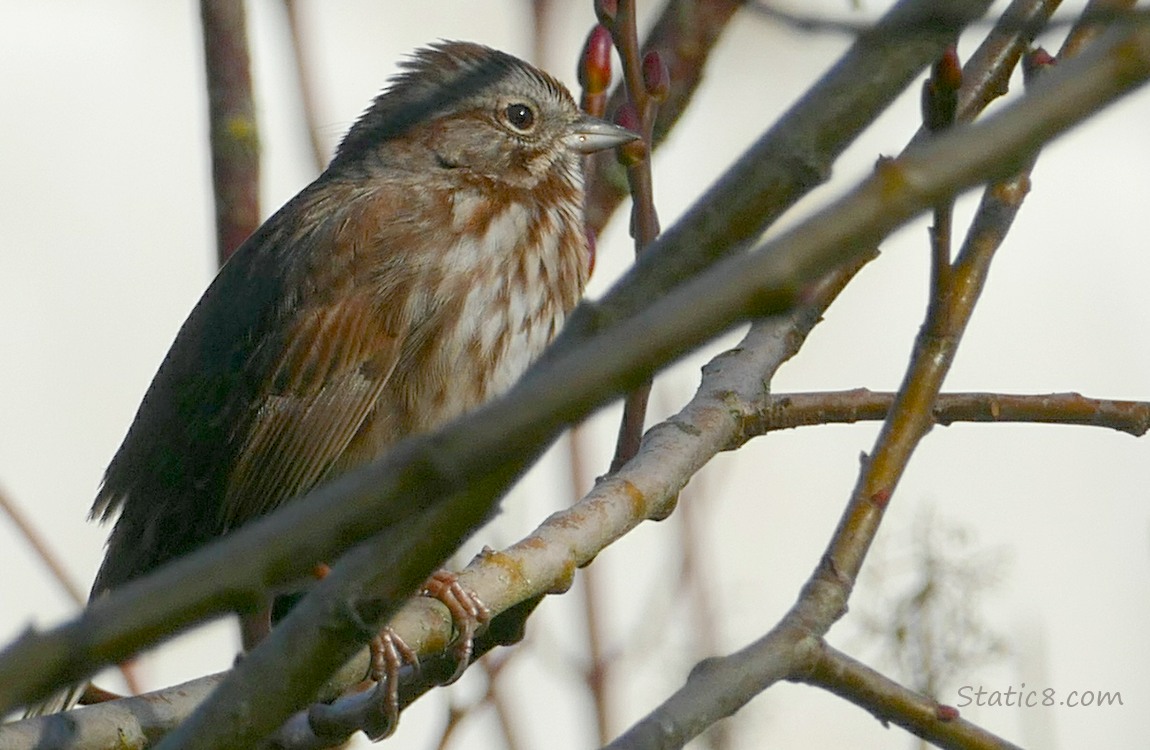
top-left (422, 570), bottom-right (491, 684)
top-left (359, 627), bottom-right (418, 739)
top-left (359, 572), bottom-right (490, 738)
top-left (355, 573), bottom-right (487, 737)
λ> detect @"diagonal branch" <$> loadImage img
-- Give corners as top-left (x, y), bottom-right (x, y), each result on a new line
top-left (803, 644), bottom-right (1024, 750)
top-left (602, 10), bottom-right (1149, 749)
top-left (155, 24), bottom-right (1150, 749)
top-left (0, 485), bottom-right (85, 607)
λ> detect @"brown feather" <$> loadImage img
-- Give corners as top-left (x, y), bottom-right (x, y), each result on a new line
top-left (88, 40), bottom-right (614, 600)
top-left (29, 40), bottom-right (636, 722)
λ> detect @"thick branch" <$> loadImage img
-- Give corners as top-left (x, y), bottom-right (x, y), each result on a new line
top-left (157, 25), bottom-right (1150, 748)
top-left (601, 15), bottom-right (1150, 750)
top-left (4, 256), bottom-right (865, 749)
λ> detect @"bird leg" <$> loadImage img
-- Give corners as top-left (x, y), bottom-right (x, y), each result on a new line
top-left (360, 570), bottom-right (490, 738)
top-left (420, 569), bottom-right (491, 684)
top-left (293, 564), bottom-right (491, 740)
top-left (364, 627), bottom-right (419, 738)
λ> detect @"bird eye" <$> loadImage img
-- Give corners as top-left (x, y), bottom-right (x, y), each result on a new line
top-left (503, 102), bottom-right (536, 132)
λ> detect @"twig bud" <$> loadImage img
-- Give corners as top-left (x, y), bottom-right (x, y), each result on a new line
top-left (613, 103), bottom-right (646, 165)
top-left (579, 25), bottom-right (613, 96)
top-left (1022, 46), bottom-right (1056, 86)
top-left (922, 44), bottom-right (962, 132)
top-left (641, 50), bottom-right (669, 101)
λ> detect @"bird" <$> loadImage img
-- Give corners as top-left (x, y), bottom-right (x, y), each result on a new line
top-left (26, 40), bottom-right (636, 722)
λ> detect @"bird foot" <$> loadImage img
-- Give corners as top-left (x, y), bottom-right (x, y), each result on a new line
top-left (356, 571), bottom-right (489, 739)
top-left (422, 569), bottom-right (491, 684)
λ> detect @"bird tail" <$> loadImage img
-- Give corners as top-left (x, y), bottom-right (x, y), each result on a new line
top-left (21, 682), bottom-right (86, 719)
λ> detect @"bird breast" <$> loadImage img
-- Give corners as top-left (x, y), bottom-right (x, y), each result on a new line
top-left (391, 181), bottom-right (589, 435)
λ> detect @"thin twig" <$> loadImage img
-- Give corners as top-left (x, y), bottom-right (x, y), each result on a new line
top-left (750, 2), bottom-right (1146, 38)
top-left (481, 656), bottom-right (526, 750)
top-left (604, 4), bottom-right (1150, 747)
top-left (600, 0), bottom-right (666, 471)
top-left (952, 0), bottom-right (1063, 123)
top-left (584, 0), bottom-right (743, 234)
top-left (739, 390), bottom-right (1150, 441)
top-left (574, 428), bottom-right (614, 745)
top-left (199, 0), bottom-right (260, 265)
top-left (566, 0), bottom-right (998, 347)
top-left (804, 643), bottom-right (1024, 750)
top-left (0, 485), bottom-right (85, 606)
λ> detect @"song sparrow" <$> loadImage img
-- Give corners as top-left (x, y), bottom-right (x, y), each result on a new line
top-left (29, 40), bottom-right (635, 719)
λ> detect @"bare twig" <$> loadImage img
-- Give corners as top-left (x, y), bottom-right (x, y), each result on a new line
top-left (741, 390), bottom-right (1150, 440)
top-left (566, 0), bottom-right (997, 345)
top-left (574, 430), bottom-right (615, 745)
top-left (598, 0), bottom-right (667, 471)
top-left (604, 8), bottom-right (1150, 748)
top-left (0, 489), bottom-right (146, 700)
top-left (750, 1), bottom-right (1145, 39)
top-left (1061, 0), bottom-right (1139, 58)
top-left (199, 0), bottom-right (259, 265)
top-left (804, 644), bottom-right (1024, 750)
top-left (952, 0), bottom-right (1062, 123)
top-left (583, 0), bottom-right (744, 234)
top-left (0, 485), bottom-right (85, 606)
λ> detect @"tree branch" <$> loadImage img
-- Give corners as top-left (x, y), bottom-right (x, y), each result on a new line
top-left (199, 0), bottom-right (259, 265)
top-left (741, 390), bottom-right (1150, 440)
top-left (566, 0), bottom-right (996, 338)
top-left (602, 11), bottom-right (1150, 749)
top-left (583, 0), bottom-right (745, 234)
top-left (802, 644), bottom-right (1024, 750)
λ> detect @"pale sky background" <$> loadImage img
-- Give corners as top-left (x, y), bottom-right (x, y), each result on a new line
top-left (1, 1), bottom-right (1148, 748)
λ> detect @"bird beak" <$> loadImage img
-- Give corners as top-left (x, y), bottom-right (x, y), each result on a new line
top-left (566, 115), bottom-right (640, 154)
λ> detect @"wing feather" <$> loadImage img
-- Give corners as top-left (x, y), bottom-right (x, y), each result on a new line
top-left (221, 293), bottom-right (401, 527)
top-left (90, 180), bottom-right (422, 591)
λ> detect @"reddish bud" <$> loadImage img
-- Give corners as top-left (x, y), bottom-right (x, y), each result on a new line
top-left (934, 45), bottom-right (963, 93)
top-left (595, 0), bottom-right (618, 24)
top-left (613, 103), bottom-right (646, 165)
top-left (935, 704), bottom-right (960, 722)
top-left (922, 44), bottom-right (961, 132)
top-left (579, 25), bottom-right (614, 95)
top-left (1022, 47), bottom-right (1056, 85)
top-left (870, 488), bottom-right (891, 509)
top-left (613, 100), bottom-right (640, 133)
top-left (641, 50), bottom-right (669, 101)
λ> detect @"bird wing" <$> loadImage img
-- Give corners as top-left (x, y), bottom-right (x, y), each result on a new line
top-left (91, 181), bottom-right (421, 592)
top-left (219, 287), bottom-right (404, 529)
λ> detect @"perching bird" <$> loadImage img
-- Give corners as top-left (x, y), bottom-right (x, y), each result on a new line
top-left (27, 40), bottom-right (635, 721)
